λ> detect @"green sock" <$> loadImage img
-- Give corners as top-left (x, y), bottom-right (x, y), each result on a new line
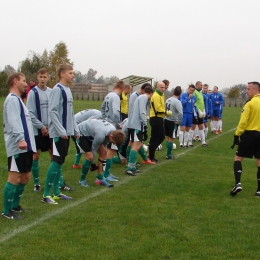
top-left (126, 146), bottom-right (131, 163)
top-left (3, 182), bottom-right (17, 214)
top-left (166, 142), bottom-right (173, 157)
top-left (44, 161), bottom-right (61, 197)
top-left (59, 169), bottom-right (65, 187)
top-left (127, 150), bottom-right (138, 171)
top-left (103, 158), bottom-right (112, 178)
top-left (32, 160), bottom-right (40, 185)
top-left (74, 153), bottom-right (82, 166)
top-left (96, 173), bottom-right (104, 180)
top-left (12, 183), bottom-right (25, 209)
top-left (112, 156), bottom-right (121, 164)
top-left (53, 165), bottom-right (62, 196)
top-left (139, 146), bottom-right (147, 161)
top-left (80, 159), bottom-right (91, 181)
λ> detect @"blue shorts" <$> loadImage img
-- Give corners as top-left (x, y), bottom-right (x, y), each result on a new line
top-left (181, 113), bottom-right (193, 127)
top-left (212, 109), bottom-right (221, 118)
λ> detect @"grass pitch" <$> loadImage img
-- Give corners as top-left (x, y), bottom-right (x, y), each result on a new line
top-left (0, 99), bottom-right (259, 260)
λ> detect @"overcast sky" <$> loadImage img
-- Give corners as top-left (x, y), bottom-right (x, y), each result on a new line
top-left (1, 0), bottom-right (259, 90)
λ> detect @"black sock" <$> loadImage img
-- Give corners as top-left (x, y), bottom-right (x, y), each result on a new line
top-left (257, 167), bottom-right (260, 191)
top-left (234, 161), bottom-right (242, 184)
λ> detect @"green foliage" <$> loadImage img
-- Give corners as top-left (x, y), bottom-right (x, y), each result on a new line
top-left (228, 87), bottom-right (240, 98)
top-left (0, 71), bottom-right (8, 96)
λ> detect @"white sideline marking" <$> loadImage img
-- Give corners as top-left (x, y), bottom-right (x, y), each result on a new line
top-left (0, 128), bottom-right (235, 243)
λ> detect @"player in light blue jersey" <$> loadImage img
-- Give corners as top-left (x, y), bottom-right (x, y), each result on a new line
top-left (42, 65), bottom-right (80, 204)
top-left (2, 73), bottom-right (36, 219)
top-left (126, 86), bottom-right (155, 176)
top-left (77, 119), bottom-right (125, 187)
top-left (202, 84), bottom-right (212, 139)
top-left (26, 68), bottom-right (52, 192)
top-left (72, 109), bottom-right (102, 169)
top-left (164, 86), bottom-right (183, 158)
top-left (210, 86), bottom-right (224, 134)
top-left (179, 85), bottom-right (197, 148)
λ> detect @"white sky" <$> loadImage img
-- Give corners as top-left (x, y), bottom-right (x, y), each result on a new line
top-left (1, 0), bottom-right (259, 90)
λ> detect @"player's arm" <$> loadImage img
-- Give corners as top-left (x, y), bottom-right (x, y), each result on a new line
top-left (235, 102), bottom-right (251, 136)
top-left (48, 87), bottom-right (67, 137)
top-left (140, 99), bottom-right (148, 131)
top-left (153, 94), bottom-right (165, 114)
top-left (176, 101), bottom-right (183, 125)
top-left (112, 95), bottom-right (121, 128)
top-left (101, 100), bottom-right (106, 118)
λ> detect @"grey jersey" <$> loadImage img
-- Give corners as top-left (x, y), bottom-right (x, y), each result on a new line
top-left (165, 97), bottom-right (183, 124)
top-left (128, 91), bottom-right (141, 121)
top-left (128, 94), bottom-right (148, 132)
top-left (101, 91), bottom-right (121, 129)
top-left (78, 119), bottom-right (116, 157)
top-left (26, 86), bottom-right (52, 136)
top-left (3, 93), bottom-right (36, 157)
top-left (48, 83), bottom-right (79, 138)
top-left (75, 109), bottom-right (102, 125)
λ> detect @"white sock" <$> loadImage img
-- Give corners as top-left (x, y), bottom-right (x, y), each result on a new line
top-left (179, 131), bottom-right (183, 145)
top-left (184, 132), bottom-right (189, 146)
top-left (204, 127), bottom-right (208, 138)
top-left (219, 120), bottom-right (222, 130)
top-left (188, 130), bottom-right (194, 144)
top-left (199, 129), bottom-right (206, 144)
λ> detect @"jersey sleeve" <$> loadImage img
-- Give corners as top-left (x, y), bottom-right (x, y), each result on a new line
top-left (235, 102), bottom-right (251, 136)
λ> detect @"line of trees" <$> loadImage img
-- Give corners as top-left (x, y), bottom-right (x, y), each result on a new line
top-left (0, 41), bottom-right (119, 96)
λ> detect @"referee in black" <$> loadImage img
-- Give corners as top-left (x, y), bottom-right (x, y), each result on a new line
top-left (230, 81), bottom-right (260, 197)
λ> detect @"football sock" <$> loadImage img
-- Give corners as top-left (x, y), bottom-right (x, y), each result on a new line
top-left (53, 166), bottom-right (63, 196)
top-left (204, 127), bottom-right (208, 138)
top-left (184, 132), bottom-right (189, 145)
top-left (96, 173), bottom-right (104, 180)
top-left (127, 150), bottom-right (138, 171)
top-left (12, 183), bottom-right (25, 209)
top-left (216, 121), bottom-right (220, 131)
top-left (234, 161), bottom-right (242, 184)
top-left (112, 156), bottom-right (121, 164)
top-left (199, 129), bottom-right (206, 144)
top-left (32, 160), bottom-right (40, 185)
top-left (188, 130), bottom-right (194, 142)
top-left (80, 159), bottom-right (91, 181)
top-left (3, 182), bottom-right (17, 214)
top-left (257, 167), bottom-right (260, 191)
top-left (44, 161), bottom-right (61, 197)
top-left (126, 146), bottom-right (131, 163)
top-left (166, 141), bottom-right (173, 156)
top-left (139, 146), bottom-right (147, 160)
top-left (74, 153), bottom-right (82, 166)
top-left (219, 120), bottom-right (222, 130)
top-left (178, 131), bottom-right (183, 145)
top-left (59, 169), bottom-right (65, 187)
top-left (103, 158), bottom-right (112, 178)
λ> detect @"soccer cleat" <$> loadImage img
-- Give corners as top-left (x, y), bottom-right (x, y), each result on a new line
top-left (142, 159), bottom-right (156, 165)
top-left (166, 155), bottom-right (175, 160)
top-left (42, 196), bottom-right (58, 204)
top-left (211, 130), bottom-right (215, 133)
top-left (95, 179), bottom-right (114, 188)
top-left (34, 185), bottom-right (41, 192)
top-left (202, 143), bottom-right (208, 147)
top-left (150, 158), bottom-right (158, 163)
top-left (220, 129), bottom-right (223, 133)
top-left (53, 193), bottom-right (72, 200)
top-left (60, 183), bottom-right (74, 191)
top-left (215, 130), bottom-right (219, 135)
top-left (2, 211), bottom-right (14, 220)
top-left (109, 174), bottom-right (119, 180)
top-left (183, 145), bottom-right (188, 148)
top-left (188, 142), bottom-right (193, 147)
top-left (188, 144), bottom-right (194, 147)
top-left (72, 164), bottom-right (82, 169)
top-left (125, 170), bottom-right (136, 176)
top-left (10, 211), bottom-right (23, 219)
top-left (230, 183), bottom-right (242, 196)
top-left (179, 145), bottom-right (183, 148)
top-left (12, 205), bottom-right (28, 213)
top-left (79, 180), bottom-right (90, 187)
top-left (255, 191), bottom-right (260, 197)
top-left (105, 176), bottom-right (118, 182)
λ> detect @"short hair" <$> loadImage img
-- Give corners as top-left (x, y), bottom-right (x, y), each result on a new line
top-left (58, 64), bottom-right (73, 79)
top-left (214, 86), bottom-right (218, 90)
top-left (114, 80), bottom-right (125, 90)
top-left (144, 86), bottom-right (154, 94)
top-left (7, 73), bottom-right (25, 87)
top-left (111, 130), bottom-right (125, 147)
top-left (37, 68), bottom-right (49, 75)
top-left (124, 84), bottom-right (132, 89)
top-left (162, 79), bottom-right (170, 86)
top-left (189, 84), bottom-right (195, 89)
top-left (141, 83), bottom-right (151, 90)
top-left (203, 84), bottom-right (208, 88)
top-left (248, 81), bottom-right (260, 87)
top-left (195, 81), bottom-right (202, 86)
top-left (173, 86), bottom-right (182, 96)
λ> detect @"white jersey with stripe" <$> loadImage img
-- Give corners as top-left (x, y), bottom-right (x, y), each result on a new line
top-left (78, 119), bottom-right (116, 157)
top-left (101, 91), bottom-right (121, 129)
top-left (165, 97), bottom-right (183, 124)
top-left (74, 109), bottom-right (102, 125)
top-left (26, 86), bottom-right (52, 136)
top-left (48, 83), bottom-right (79, 138)
top-left (128, 91), bottom-right (141, 121)
top-left (4, 93), bottom-right (36, 157)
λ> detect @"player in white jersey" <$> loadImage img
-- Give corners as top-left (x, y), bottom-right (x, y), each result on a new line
top-left (42, 65), bottom-right (80, 204)
top-left (72, 109), bottom-right (102, 169)
top-left (2, 73), bottom-right (36, 219)
top-left (26, 68), bottom-right (52, 192)
top-left (76, 119), bottom-right (125, 187)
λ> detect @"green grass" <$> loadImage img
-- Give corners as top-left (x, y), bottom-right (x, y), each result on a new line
top-left (0, 100), bottom-right (259, 260)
